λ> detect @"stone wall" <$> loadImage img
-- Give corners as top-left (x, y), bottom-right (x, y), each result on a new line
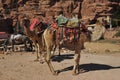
top-left (0, 0), bottom-right (119, 32)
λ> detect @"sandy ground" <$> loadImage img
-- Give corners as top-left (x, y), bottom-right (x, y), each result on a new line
top-left (0, 42), bottom-right (120, 80)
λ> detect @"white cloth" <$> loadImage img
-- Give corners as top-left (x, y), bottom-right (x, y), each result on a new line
top-left (10, 34), bottom-right (22, 40)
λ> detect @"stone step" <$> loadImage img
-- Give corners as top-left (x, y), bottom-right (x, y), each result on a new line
top-left (33, 10), bottom-right (43, 14)
top-left (40, 1), bottom-right (51, 5)
top-left (26, 1), bottom-right (39, 6)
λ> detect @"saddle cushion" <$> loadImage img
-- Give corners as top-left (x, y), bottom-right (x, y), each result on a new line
top-left (57, 14), bottom-right (68, 27)
top-left (66, 17), bottom-right (79, 28)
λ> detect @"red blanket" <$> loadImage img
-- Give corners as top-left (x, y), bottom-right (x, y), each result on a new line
top-left (51, 22), bottom-right (57, 29)
top-left (0, 32), bottom-right (9, 39)
top-left (30, 19), bottom-right (40, 31)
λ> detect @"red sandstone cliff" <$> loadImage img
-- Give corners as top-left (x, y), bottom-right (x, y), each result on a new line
top-left (0, 0), bottom-right (119, 22)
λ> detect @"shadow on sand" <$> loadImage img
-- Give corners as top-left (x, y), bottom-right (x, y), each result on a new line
top-left (58, 63), bottom-right (120, 74)
top-left (52, 53), bottom-right (74, 62)
top-left (51, 53), bottom-right (120, 74)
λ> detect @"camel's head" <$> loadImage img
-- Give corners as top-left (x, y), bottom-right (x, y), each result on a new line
top-left (34, 21), bottom-right (48, 36)
top-left (21, 17), bottom-right (30, 28)
top-left (34, 21), bottom-right (44, 35)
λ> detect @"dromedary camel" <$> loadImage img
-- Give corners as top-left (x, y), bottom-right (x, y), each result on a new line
top-left (42, 25), bottom-right (92, 75)
top-left (21, 18), bottom-right (47, 61)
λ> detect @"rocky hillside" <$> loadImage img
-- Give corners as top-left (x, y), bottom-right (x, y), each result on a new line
top-left (0, 0), bottom-right (119, 19)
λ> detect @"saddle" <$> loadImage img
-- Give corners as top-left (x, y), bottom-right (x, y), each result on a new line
top-left (55, 27), bottom-right (80, 45)
top-left (50, 21), bottom-right (80, 44)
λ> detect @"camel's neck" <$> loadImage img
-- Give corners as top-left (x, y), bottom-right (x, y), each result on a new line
top-left (24, 26), bottom-right (33, 38)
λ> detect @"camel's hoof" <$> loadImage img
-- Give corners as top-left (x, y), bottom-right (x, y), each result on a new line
top-left (39, 60), bottom-right (45, 64)
top-left (72, 71), bottom-right (79, 76)
top-left (72, 73), bottom-right (79, 76)
top-left (4, 52), bottom-right (10, 55)
top-left (53, 71), bottom-right (59, 76)
top-left (32, 52), bottom-right (35, 54)
top-left (34, 59), bottom-right (39, 62)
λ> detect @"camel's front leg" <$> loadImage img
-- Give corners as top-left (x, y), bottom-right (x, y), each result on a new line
top-left (34, 43), bottom-right (40, 61)
top-left (45, 47), bottom-right (57, 75)
top-left (51, 44), bottom-right (57, 57)
top-left (73, 49), bottom-right (81, 75)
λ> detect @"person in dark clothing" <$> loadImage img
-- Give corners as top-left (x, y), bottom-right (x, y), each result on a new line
top-left (14, 20), bottom-right (25, 35)
top-left (2, 18), bottom-right (14, 53)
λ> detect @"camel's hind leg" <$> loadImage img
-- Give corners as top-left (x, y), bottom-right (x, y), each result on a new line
top-left (72, 49), bottom-right (81, 75)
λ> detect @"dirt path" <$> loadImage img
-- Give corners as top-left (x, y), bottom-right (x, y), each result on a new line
top-left (0, 50), bottom-right (120, 80)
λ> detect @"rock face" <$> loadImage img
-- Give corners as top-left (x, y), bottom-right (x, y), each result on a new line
top-left (0, 0), bottom-right (119, 32)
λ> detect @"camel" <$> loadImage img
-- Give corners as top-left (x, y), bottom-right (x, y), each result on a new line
top-left (42, 25), bottom-right (92, 75)
top-left (87, 17), bottom-right (106, 41)
top-left (21, 18), bottom-right (47, 61)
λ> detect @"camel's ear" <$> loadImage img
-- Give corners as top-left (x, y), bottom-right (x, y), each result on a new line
top-left (24, 17), bottom-right (28, 20)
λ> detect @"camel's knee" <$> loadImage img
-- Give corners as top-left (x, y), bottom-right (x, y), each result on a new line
top-left (45, 57), bottom-right (51, 63)
top-left (74, 54), bottom-right (80, 62)
top-left (45, 54), bottom-right (51, 63)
